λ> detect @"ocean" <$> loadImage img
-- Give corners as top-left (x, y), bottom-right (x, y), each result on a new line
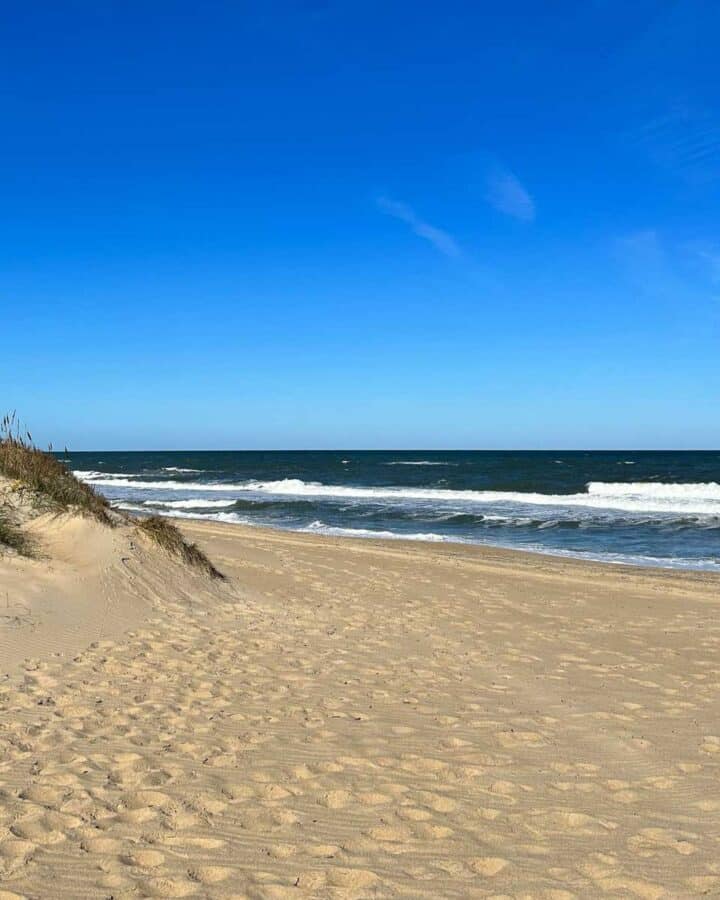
top-left (68, 450), bottom-right (720, 571)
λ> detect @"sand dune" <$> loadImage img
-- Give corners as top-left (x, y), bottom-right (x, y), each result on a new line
top-left (0, 511), bottom-right (151, 671)
top-left (1, 509), bottom-right (720, 898)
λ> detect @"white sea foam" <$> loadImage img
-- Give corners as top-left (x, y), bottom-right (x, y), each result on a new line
top-left (236, 478), bottom-right (720, 515)
top-left (76, 475), bottom-right (247, 491)
top-left (79, 471), bottom-right (720, 516)
top-left (143, 498), bottom-right (236, 509)
top-left (160, 509), bottom-right (246, 524)
top-left (301, 521), bottom-right (453, 541)
top-left (587, 481), bottom-right (720, 500)
top-left (74, 470), bottom-right (129, 479)
top-left (75, 467), bottom-right (204, 478)
top-left (113, 502), bottom-right (247, 525)
top-left (385, 460), bottom-right (454, 466)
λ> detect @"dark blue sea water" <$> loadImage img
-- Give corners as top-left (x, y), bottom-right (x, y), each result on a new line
top-left (67, 450), bottom-right (720, 570)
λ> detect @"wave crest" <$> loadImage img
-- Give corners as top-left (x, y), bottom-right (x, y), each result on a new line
top-left (78, 471), bottom-right (720, 515)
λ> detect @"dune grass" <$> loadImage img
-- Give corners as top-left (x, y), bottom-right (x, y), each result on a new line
top-left (137, 515), bottom-right (225, 579)
top-left (0, 509), bottom-right (34, 556)
top-left (0, 413), bottom-right (111, 524)
top-left (1, 413), bottom-right (224, 578)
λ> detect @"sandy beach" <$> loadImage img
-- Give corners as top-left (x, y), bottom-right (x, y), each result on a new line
top-left (5, 0), bottom-right (718, 894)
top-left (2, 513), bottom-right (720, 898)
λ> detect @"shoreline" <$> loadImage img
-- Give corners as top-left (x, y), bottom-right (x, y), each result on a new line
top-left (172, 514), bottom-right (720, 587)
top-left (74, 448), bottom-right (720, 575)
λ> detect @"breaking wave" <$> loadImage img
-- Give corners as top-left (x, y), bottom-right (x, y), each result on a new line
top-left (73, 452), bottom-right (720, 571)
top-left (300, 521), bottom-right (453, 541)
top-left (77, 471), bottom-right (720, 516)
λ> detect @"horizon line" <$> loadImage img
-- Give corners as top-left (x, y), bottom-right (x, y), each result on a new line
top-left (56, 447), bottom-right (720, 454)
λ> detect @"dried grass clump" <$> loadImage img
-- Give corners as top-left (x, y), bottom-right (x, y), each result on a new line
top-left (0, 413), bottom-right (111, 524)
top-left (0, 509), bottom-right (34, 556)
top-left (137, 515), bottom-right (225, 580)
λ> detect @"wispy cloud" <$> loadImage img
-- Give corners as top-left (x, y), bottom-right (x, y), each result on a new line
top-left (616, 230), bottom-right (720, 302)
top-left (629, 105), bottom-right (720, 185)
top-left (485, 167), bottom-right (535, 222)
top-left (376, 196), bottom-right (461, 257)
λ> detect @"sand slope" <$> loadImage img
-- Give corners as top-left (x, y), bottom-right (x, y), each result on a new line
top-left (0, 510), bottom-right (152, 672)
top-left (1, 514), bottom-right (720, 898)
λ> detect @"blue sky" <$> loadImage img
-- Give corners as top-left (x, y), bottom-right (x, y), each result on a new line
top-left (2, 1), bottom-right (719, 449)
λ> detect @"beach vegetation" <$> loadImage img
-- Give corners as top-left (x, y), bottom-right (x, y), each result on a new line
top-left (0, 509), bottom-right (34, 556)
top-left (1, 413), bottom-right (223, 577)
top-left (0, 506), bottom-right (35, 556)
top-left (137, 515), bottom-right (225, 579)
top-left (0, 412), bottom-right (112, 524)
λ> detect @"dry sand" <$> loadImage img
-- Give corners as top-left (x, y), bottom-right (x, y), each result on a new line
top-left (1, 510), bottom-right (720, 899)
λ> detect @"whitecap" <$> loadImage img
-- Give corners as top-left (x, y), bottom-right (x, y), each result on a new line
top-left (300, 521), bottom-right (454, 542)
top-left (143, 498), bottom-right (237, 509)
top-left (237, 478), bottom-right (720, 516)
top-left (83, 473), bottom-right (720, 516)
top-left (385, 460), bottom-right (455, 466)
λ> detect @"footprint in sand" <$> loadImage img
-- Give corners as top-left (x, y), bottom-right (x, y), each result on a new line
top-left (470, 856), bottom-right (509, 876)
